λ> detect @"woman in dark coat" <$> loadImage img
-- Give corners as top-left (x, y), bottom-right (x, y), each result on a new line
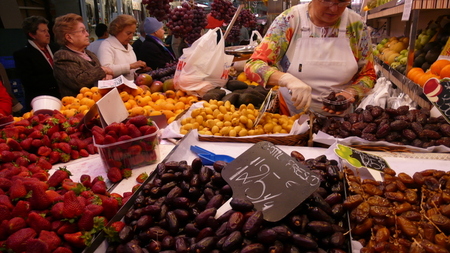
top-left (137, 17), bottom-right (176, 70)
top-left (13, 16), bottom-right (61, 110)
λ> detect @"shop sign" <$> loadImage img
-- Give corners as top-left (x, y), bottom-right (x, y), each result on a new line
top-left (334, 144), bottom-right (390, 172)
top-left (222, 141), bottom-right (320, 222)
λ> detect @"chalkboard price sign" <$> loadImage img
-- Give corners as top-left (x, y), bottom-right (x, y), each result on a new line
top-left (334, 144), bottom-right (390, 171)
top-left (222, 141), bottom-right (320, 222)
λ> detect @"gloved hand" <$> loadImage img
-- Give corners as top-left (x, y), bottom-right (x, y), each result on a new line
top-left (278, 73), bottom-right (312, 111)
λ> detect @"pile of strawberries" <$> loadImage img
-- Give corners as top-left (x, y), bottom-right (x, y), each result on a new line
top-left (0, 166), bottom-right (129, 252)
top-left (92, 115), bottom-right (159, 182)
top-left (1, 111), bottom-right (97, 167)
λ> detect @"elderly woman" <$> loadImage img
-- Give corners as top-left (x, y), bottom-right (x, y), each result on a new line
top-left (13, 16), bottom-right (60, 110)
top-left (52, 13), bottom-right (113, 97)
top-left (97, 14), bottom-right (147, 80)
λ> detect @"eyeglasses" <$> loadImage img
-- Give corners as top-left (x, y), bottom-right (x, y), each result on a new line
top-left (71, 28), bottom-right (89, 34)
top-left (317, 0), bottom-right (351, 7)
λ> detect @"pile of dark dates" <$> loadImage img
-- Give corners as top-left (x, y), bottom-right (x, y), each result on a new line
top-left (312, 105), bottom-right (450, 148)
top-left (106, 152), bottom-right (350, 252)
top-left (322, 91), bottom-right (350, 112)
top-left (344, 167), bottom-right (450, 252)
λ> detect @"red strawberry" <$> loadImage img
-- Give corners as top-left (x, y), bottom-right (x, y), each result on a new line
top-left (56, 221), bottom-right (78, 236)
top-left (38, 230), bottom-right (61, 252)
top-left (27, 211), bottom-right (51, 234)
top-left (79, 149), bottom-right (89, 157)
top-left (107, 167), bottom-right (122, 183)
top-left (0, 195), bottom-right (14, 209)
top-left (19, 138), bottom-right (33, 150)
top-left (15, 156), bottom-right (30, 167)
top-left (46, 124), bottom-right (60, 137)
top-left (92, 131), bottom-right (105, 145)
top-left (70, 150), bottom-right (80, 160)
top-left (79, 174), bottom-right (92, 188)
top-left (78, 209), bottom-right (95, 231)
top-left (58, 142), bottom-right (71, 154)
top-left (11, 200), bottom-right (31, 218)
top-left (3, 127), bottom-right (20, 139)
top-left (0, 205), bottom-right (12, 221)
top-left (8, 217), bottom-right (27, 233)
top-left (50, 131), bottom-right (62, 143)
top-left (68, 138), bottom-right (79, 150)
top-left (41, 135), bottom-right (51, 147)
top-left (47, 167), bottom-right (72, 188)
top-left (26, 183), bottom-right (52, 210)
top-left (31, 139), bottom-right (44, 149)
top-left (128, 124), bottom-right (142, 138)
top-left (117, 135), bottom-right (133, 142)
top-left (136, 172), bottom-right (148, 183)
top-left (45, 189), bottom-right (63, 203)
top-left (104, 221), bottom-right (126, 242)
top-left (129, 153), bottom-right (146, 166)
top-left (61, 179), bottom-right (79, 191)
top-left (32, 172), bottom-right (49, 181)
top-left (86, 143), bottom-right (97, 154)
top-left (28, 153), bottom-right (39, 163)
top-left (91, 176), bottom-right (104, 186)
top-left (6, 138), bottom-right (22, 151)
top-left (14, 119), bottom-right (31, 127)
top-left (91, 180), bottom-right (107, 195)
top-left (50, 202), bottom-right (64, 219)
top-left (85, 204), bottom-right (104, 216)
top-left (104, 123), bottom-right (120, 134)
top-left (103, 135), bottom-right (116, 145)
top-left (128, 145), bottom-right (142, 155)
top-left (132, 183), bottom-right (140, 192)
top-left (118, 123), bottom-right (129, 136)
top-left (145, 125), bottom-right (158, 135)
top-left (101, 197), bottom-right (119, 220)
top-left (37, 146), bottom-right (52, 156)
top-left (59, 153), bottom-right (71, 163)
top-left (62, 191), bottom-right (84, 219)
top-left (53, 247), bottom-right (73, 253)
top-left (48, 151), bottom-right (61, 164)
top-left (25, 238), bottom-right (49, 253)
top-left (29, 130), bottom-right (44, 139)
top-left (91, 125), bottom-right (105, 135)
top-left (128, 115), bottom-right (148, 127)
top-left (0, 150), bottom-right (15, 163)
top-left (64, 231), bottom-right (92, 248)
top-left (5, 227), bottom-right (37, 253)
top-left (111, 149), bottom-right (124, 161)
top-left (8, 179), bottom-right (27, 200)
top-left (121, 168), bottom-right (132, 179)
top-left (0, 178), bottom-right (12, 191)
top-left (36, 157), bottom-right (53, 170)
top-left (60, 132), bottom-right (70, 142)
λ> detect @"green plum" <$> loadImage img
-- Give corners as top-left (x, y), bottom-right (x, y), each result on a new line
top-left (347, 157), bottom-right (362, 168)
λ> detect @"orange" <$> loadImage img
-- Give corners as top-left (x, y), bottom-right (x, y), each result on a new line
top-left (92, 92), bottom-right (102, 102)
top-left (80, 87), bottom-right (90, 94)
top-left (162, 110), bottom-right (175, 119)
top-left (406, 67), bottom-right (424, 83)
top-left (430, 59), bottom-right (450, 76)
top-left (165, 90), bottom-right (176, 99)
top-left (441, 64), bottom-right (450, 78)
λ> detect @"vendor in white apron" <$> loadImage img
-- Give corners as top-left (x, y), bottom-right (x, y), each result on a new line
top-left (244, 0), bottom-right (376, 116)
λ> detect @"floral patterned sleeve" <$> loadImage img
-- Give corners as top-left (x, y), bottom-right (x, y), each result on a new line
top-left (347, 21), bottom-right (377, 101)
top-left (244, 8), bottom-right (296, 86)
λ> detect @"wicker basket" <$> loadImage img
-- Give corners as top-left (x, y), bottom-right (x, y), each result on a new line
top-left (198, 132), bottom-right (311, 146)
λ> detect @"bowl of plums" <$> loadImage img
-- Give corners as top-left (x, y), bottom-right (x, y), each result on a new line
top-left (320, 89), bottom-right (353, 113)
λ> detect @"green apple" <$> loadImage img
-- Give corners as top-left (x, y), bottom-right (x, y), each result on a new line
top-left (380, 38), bottom-right (388, 45)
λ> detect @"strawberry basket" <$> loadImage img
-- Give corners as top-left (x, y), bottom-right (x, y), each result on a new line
top-left (93, 123), bottom-right (160, 171)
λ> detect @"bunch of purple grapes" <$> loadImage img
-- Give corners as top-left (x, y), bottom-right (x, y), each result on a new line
top-left (225, 24), bottom-right (241, 44)
top-left (185, 5), bottom-right (207, 44)
top-left (166, 2), bottom-right (194, 38)
top-left (239, 9), bottom-right (257, 28)
top-left (210, 0), bottom-right (236, 23)
top-left (142, 0), bottom-right (172, 21)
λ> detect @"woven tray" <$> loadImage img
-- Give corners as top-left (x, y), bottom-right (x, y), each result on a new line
top-left (198, 132), bottom-right (310, 146)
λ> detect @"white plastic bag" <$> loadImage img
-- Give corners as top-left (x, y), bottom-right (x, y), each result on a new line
top-left (249, 30), bottom-right (263, 47)
top-left (174, 28), bottom-right (234, 97)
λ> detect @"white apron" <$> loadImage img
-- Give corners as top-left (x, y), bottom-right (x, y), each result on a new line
top-left (280, 4), bottom-right (358, 115)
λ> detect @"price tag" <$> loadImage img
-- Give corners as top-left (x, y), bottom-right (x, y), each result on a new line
top-left (401, 0), bottom-right (413, 21)
top-left (222, 141), bottom-right (320, 222)
top-left (334, 144), bottom-right (390, 171)
top-left (423, 78), bottom-right (450, 124)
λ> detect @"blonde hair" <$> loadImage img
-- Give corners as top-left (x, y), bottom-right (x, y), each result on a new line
top-left (53, 13), bottom-right (83, 46)
top-left (109, 14), bottom-right (137, 36)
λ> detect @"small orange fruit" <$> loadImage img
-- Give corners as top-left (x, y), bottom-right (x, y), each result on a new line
top-left (441, 64), bottom-right (450, 78)
top-left (430, 59), bottom-right (450, 76)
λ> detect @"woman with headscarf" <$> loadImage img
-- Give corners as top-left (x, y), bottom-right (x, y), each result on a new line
top-left (97, 14), bottom-right (147, 80)
top-left (52, 13), bottom-right (113, 97)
